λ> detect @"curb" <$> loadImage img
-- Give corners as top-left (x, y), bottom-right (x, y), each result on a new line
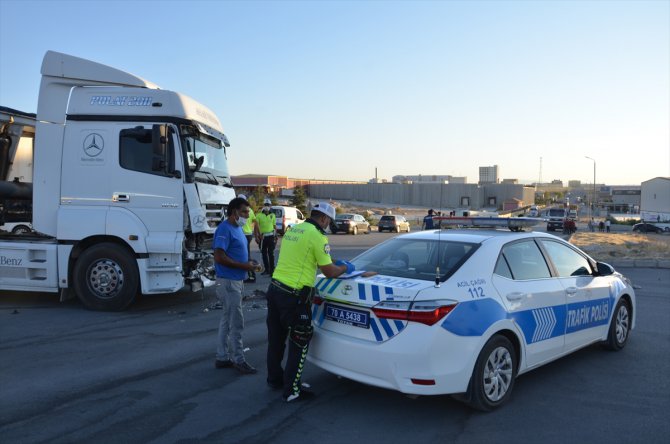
top-left (609, 260), bottom-right (670, 269)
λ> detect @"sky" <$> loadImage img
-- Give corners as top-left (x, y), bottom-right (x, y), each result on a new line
top-left (1, 0), bottom-right (668, 186)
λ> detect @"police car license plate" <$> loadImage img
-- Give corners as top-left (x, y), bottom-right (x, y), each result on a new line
top-left (324, 303), bottom-right (370, 329)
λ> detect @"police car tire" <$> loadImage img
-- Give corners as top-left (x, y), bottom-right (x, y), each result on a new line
top-left (603, 298), bottom-right (631, 351)
top-left (73, 243), bottom-right (139, 311)
top-left (466, 335), bottom-right (517, 411)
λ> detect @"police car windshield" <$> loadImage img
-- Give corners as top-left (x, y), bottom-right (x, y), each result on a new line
top-left (351, 238), bottom-right (478, 282)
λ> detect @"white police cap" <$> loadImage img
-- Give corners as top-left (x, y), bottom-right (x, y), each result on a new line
top-left (312, 202), bottom-right (336, 220)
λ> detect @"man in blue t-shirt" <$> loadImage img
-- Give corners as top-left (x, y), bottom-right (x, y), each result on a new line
top-left (422, 209), bottom-right (435, 230)
top-left (213, 197), bottom-right (259, 375)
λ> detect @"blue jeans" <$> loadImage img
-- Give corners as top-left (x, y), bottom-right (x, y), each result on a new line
top-left (216, 278), bottom-right (245, 364)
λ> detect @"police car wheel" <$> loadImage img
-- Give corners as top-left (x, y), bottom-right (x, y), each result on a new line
top-left (603, 298), bottom-right (631, 351)
top-left (73, 243), bottom-right (139, 311)
top-left (466, 335), bottom-right (517, 411)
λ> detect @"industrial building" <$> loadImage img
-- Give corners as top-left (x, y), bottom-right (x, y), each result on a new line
top-left (640, 177), bottom-right (670, 222)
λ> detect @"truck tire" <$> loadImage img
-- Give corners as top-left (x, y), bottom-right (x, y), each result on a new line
top-left (73, 243), bottom-right (139, 311)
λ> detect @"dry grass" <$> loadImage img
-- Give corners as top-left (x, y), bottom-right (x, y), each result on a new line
top-left (569, 232), bottom-right (670, 260)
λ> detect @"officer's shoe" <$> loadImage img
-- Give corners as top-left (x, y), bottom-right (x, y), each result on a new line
top-left (214, 359), bottom-right (233, 369)
top-left (284, 388), bottom-right (315, 403)
top-left (233, 361), bottom-right (257, 375)
top-left (267, 380), bottom-right (283, 390)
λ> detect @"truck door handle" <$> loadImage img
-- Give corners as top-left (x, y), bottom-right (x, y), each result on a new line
top-left (506, 292), bottom-right (526, 301)
top-left (113, 193), bottom-right (130, 202)
top-left (565, 287), bottom-right (578, 296)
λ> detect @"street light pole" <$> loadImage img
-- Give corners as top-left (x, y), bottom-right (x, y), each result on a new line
top-left (585, 156), bottom-right (596, 219)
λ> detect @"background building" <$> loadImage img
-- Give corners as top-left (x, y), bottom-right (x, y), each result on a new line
top-left (391, 174), bottom-right (466, 184)
top-left (640, 177), bottom-right (670, 222)
top-left (478, 165), bottom-right (499, 184)
top-left (306, 182), bottom-right (534, 211)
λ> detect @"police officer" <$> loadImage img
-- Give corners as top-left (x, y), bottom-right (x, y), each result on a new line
top-left (256, 199), bottom-right (277, 275)
top-left (422, 209), bottom-right (435, 230)
top-left (266, 202), bottom-right (354, 402)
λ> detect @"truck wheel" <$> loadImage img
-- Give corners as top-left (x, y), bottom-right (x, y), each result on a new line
top-left (73, 243), bottom-right (139, 311)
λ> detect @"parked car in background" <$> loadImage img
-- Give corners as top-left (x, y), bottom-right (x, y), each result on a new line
top-left (271, 206), bottom-right (305, 235)
top-left (331, 213), bottom-right (370, 235)
top-left (0, 222), bottom-right (34, 234)
top-left (632, 223), bottom-right (664, 234)
top-left (378, 215), bottom-right (410, 233)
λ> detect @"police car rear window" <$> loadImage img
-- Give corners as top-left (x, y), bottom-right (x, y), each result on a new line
top-left (352, 238), bottom-right (478, 282)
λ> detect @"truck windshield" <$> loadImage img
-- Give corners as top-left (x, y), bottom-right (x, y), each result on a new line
top-left (181, 133), bottom-right (232, 186)
top-left (549, 209), bottom-right (565, 217)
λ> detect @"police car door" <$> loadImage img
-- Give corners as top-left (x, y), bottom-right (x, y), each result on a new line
top-left (492, 239), bottom-right (566, 368)
top-left (538, 239), bottom-right (612, 352)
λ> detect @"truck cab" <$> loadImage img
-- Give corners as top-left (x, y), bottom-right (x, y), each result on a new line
top-left (0, 52), bottom-right (235, 310)
top-left (546, 207), bottom-right (568, 231)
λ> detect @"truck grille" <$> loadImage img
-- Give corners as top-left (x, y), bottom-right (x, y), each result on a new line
top-left (205, 204), bottom-right (226, 228)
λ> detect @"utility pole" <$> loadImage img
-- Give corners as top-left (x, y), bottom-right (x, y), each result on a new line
top-left (585, 156), bottom-right (596, 219)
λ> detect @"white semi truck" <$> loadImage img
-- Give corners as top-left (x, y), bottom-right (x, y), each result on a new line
top-left (0, 51), bottom-right (236, 310)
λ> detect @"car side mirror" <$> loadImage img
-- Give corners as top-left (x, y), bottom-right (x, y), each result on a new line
top-left (595, 261), bottom-right (615, 276)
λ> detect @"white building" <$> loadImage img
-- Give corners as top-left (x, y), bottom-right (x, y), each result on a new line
top-left (479, 165), bottom-right (499, 184)
top-left (640, 177), bottom-right (670, 222)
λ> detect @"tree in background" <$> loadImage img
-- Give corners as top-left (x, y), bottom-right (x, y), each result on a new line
top-left (269, 190), bottom-right (279, 206)
top-left (249, 186), bottom-right (266, 210)
top-left (291, 186), bottom-right (307, 214)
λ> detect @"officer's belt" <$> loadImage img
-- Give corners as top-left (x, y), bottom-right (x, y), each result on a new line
top-left (271, 279), bottom-right (300, 295)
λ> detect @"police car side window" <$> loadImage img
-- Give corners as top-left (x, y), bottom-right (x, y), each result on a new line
top-left (494, 255), bottom-right (513, 279)
top-left (539, 240), bottom-right (592, 277)
top-left (502, 241), bottom-right (551, 280)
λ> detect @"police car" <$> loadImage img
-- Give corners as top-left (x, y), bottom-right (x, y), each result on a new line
top-left (308, 229), bottom-right (635, 411)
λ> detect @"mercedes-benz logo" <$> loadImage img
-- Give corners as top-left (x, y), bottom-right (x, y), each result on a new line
top-left (83, 133), bottom-right (104, 157)
top-left (193, 215), bottom-right (206, 226)
top-left (341, 284), bottom-right (353, 296)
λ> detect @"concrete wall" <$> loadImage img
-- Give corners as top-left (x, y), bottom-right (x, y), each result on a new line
top-left (306, 183), bottom-right (534, 210)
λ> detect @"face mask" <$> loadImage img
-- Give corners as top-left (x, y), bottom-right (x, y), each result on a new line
top-left (236, 215), bottom-right (247, 227)
top-left (263, 207), bottom-right (270, 213)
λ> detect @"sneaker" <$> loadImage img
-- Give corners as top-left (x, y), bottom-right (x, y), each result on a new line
top-left (214, 359), bottom-right (233, 369)
top-left (284, 388), bottom-right (315, 403)
top-left (233, 361), bottom-right (258, 375)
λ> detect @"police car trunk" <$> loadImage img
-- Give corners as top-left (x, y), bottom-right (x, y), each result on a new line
top-left (308, 233), bottom-right (480, 391)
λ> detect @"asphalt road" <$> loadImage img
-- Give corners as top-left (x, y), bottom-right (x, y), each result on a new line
top-left (1, 231), bottom-right (668, 444)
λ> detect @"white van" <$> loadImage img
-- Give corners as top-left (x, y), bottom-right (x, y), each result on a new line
top-left (271, 206), bottom-right (305, 235)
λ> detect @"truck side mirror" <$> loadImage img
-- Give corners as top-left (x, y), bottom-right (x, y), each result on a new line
top-left (151, 124), bottom-right (181, 178)
top-left (151, 125), bottom-right (168, 171)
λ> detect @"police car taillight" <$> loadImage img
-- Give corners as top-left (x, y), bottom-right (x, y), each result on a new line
top-left (372, 300), bottom-right (458, 326)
